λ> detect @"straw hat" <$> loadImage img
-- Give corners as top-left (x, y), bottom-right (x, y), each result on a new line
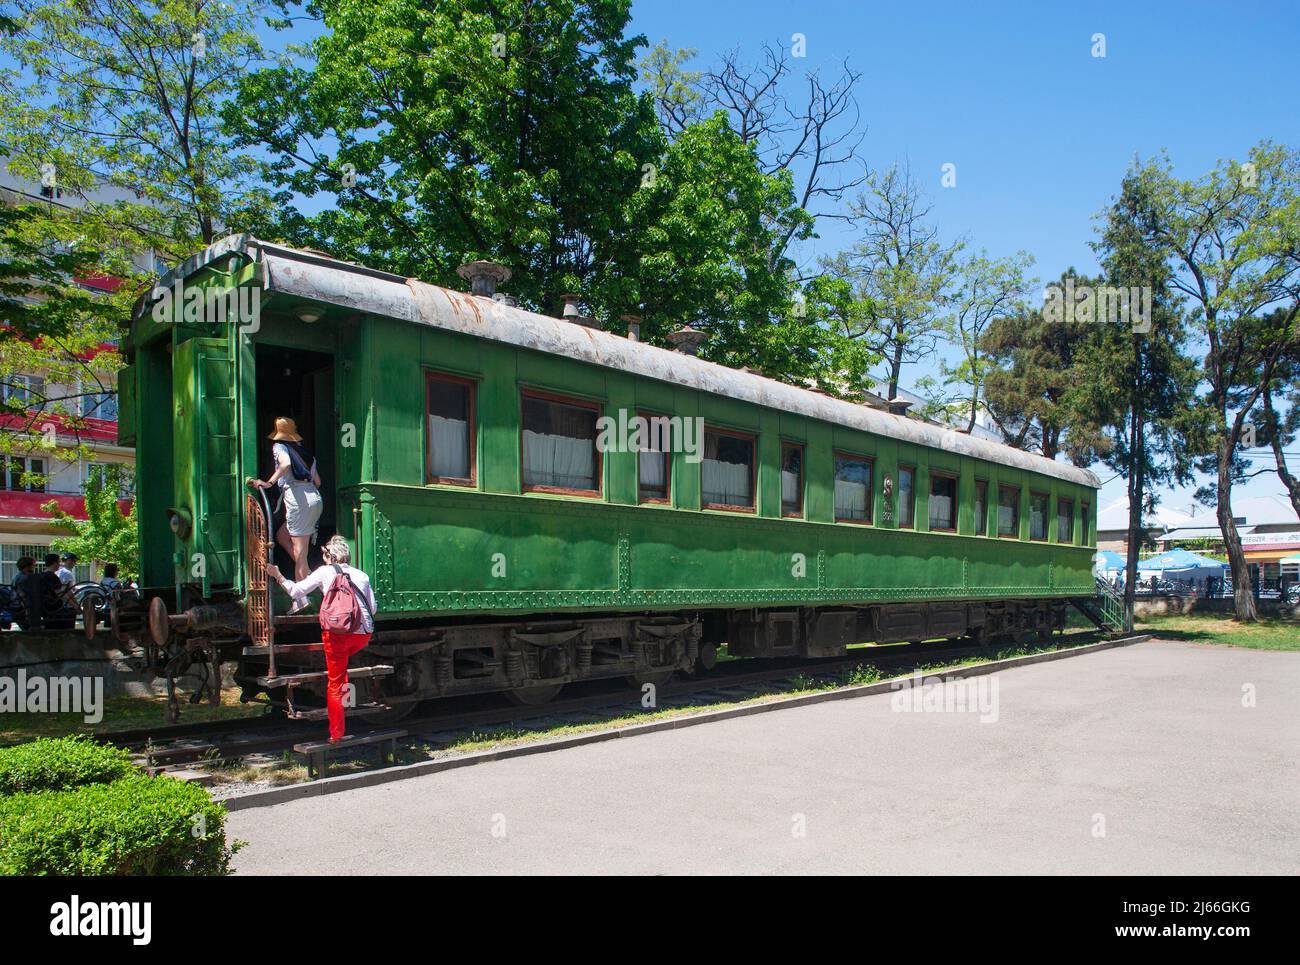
top-left (268, 416), bottom-right (303, 442)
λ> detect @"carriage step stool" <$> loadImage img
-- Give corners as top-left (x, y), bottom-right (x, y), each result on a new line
top-left (293, 729), bottom-right (407, 780)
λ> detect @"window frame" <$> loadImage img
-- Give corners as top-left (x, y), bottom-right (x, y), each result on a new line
top-left (700, 425), bottom-right (757, 514)
top-left (780, 441), bottom-right (805, 518)
top-left (897, 463), bottom-right (916, 530)
top-left (927, 469), bottom-right (959, 533)
top-left (1028, 489), bottom-right (1051, 542)
top-left (974, 478), bottom-right (988, 536)
top-left (424, 370), bottom-right (478, 488)
top-left (1057, 496), bottom-right (1075, 544)
top-left (4, 456), bottom-right (46, 494)
top-left (833, 450), bottom-right (875, 525)
top-left (519, 389), bottom-right (603, 499)
top-left (997, 484), bottom-right (1021, 539)
top-left (636, 409), bottom-right (672, 506)
top-left (1081, 501), bottom-right (1092, 545)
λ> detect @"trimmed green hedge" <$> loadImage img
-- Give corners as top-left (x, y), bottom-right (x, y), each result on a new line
top-left (0, 735), bottom-right (136, 795)
top-left (0, 774), bottom-right (238, 875)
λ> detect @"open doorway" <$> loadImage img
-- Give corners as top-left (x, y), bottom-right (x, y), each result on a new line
top-left (254, 344), bottom-right (336, 576)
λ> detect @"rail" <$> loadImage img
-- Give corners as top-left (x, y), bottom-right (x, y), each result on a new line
top-left (245, 478), bottom-right (277, 678)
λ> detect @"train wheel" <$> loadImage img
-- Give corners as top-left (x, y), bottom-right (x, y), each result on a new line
top-left (505, 683), bottom-right (564, 706)
top-left (625, 670), bottom-right (674, 689)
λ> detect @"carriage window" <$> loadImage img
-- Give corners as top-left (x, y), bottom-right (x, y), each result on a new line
top-left (521, 393), bottom-right (600, 495)
top-left (637, 411), bottom-right (670, 503)
top-left (974, 479), bottom-right (988, 535)
top-left (898, 465), bottom-right (915, 528)
top-left (997, 485), bottom-right (1020, 537)
top-left (702, 429), bottom-right (754, 510)
top-left (929, 473), bottom-right (957, 531)
top-left (1057, 497), bottom-right (1074, 543)
top-left (781, 443), bottom-right (804, 517)
top-left (1029, 491), bottom-right (1049, 541)
top-left (834, 453), bottom-right (872, 523)
top-left (426, 374), bottom-right (474, 484)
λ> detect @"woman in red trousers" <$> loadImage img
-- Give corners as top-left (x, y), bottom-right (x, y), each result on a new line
top-left (267, 534), bottom-right (377, 742)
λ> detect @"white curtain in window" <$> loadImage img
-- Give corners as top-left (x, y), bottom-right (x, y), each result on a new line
top-left (523, 429), bottom-right (594, 489)
top-left (702, 458), bottom-right (750, 506)
top-left (929, 490), bottom-right (953, 528)
top-left (428, 415), bottom-right (470, 479)
top-left (835, 478), bottom-right (868, 519)
top-left (639, 450), bottom-right (666, 490)
top-left (998, 503), bottom-right (1016, 533)
top-left (781, 469), bottom-right (799, 506)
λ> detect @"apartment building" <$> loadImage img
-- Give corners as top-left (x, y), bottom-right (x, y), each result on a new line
top-left (0, 161), bottom-right (143, 585)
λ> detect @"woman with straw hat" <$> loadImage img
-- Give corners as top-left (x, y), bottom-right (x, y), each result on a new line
top-left (254, 416), bottom-right (323, 584)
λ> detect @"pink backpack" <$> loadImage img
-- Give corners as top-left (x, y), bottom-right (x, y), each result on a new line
top-left (319, 565), bottom-right (372, 634)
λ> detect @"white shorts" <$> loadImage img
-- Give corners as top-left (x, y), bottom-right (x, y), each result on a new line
top-left (282, 481), bottom-right (322, 538)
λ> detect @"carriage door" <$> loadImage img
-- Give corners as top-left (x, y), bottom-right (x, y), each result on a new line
top-left (172, 336), bottom-right (240, 597)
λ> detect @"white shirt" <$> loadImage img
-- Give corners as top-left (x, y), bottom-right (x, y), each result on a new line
top-left (280, 564), bottom-right (377, 634)
top-left (56, 566), bottom-right (75, 586)
top-left (272, 442), bottom-right (318, 490)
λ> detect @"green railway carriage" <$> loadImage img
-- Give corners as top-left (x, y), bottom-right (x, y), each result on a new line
top-left (117, 235), bottom-right (1101, 719)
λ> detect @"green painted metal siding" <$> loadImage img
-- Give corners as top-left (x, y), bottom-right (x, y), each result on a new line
top-left (336, 319), bottom-right (1098, 617)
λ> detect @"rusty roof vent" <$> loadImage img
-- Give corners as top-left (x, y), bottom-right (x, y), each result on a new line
top-left (493, 293), bottom-right (519, 308)
top-left (559, 293), bottom-right (600, 329)
top-left (667, 325), bottom-right (707, 356)
top-left (457, 260), bottom-right (511, 298)
top-left (620, 313), bottom-right (642, 342)
top-left (886, 396), bottom-right (913, 416)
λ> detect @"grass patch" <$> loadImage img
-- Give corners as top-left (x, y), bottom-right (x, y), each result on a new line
top-left (1137, 613), bottom-right (1299, 650)
top-left (0, 687), bottom-right (267, 746)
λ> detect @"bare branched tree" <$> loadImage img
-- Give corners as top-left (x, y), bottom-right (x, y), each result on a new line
top-left (642, 40), bottom-right (866, 274)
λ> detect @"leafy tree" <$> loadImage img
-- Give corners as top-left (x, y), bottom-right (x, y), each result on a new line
top-left (916, 250), bottom-right (1035, 432)
top-left (0, 189), bottom-right (129, 477)
top-left (591, 113), bottom-right (823, 376)
top-left (981, 269), bottom-right (1104, 460)
top-left (821, 164), bottom-right (962, 401)
top-left (1130, 143), bottom-right (1300, 621)
top-left (42, 464), bottom-right (138, 579)
top-left (229, 0), bottom-right (661, 314)
top-left (1081, 170), bottom-right (1202, 629)
top-left (231, 0), bottom-right (857, 385)
top-left (640, 39), bottom-right (865, 275)
top-left (0, 0), bottom-right (268, 259)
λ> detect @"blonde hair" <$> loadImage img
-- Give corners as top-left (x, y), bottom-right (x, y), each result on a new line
top-left (322, 535), bottom-right (351, 565)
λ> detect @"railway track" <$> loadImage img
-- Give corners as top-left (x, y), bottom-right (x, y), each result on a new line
top-left (128, 630), bottom-right (1116, 775)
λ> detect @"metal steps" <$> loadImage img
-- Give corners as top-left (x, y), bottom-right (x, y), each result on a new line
top-left (242, 642), bottom-right (324, 657)
top-left (277, 702), bottom-right (391, 722)
top-left (257, 665), bottom-right (393, 688)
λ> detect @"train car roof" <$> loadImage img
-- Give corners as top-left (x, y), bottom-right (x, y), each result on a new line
top-left (137, 234), bottom-right (1101, 489)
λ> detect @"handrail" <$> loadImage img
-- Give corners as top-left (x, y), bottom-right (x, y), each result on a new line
top-left (246, 477), bottom-right (277, 678)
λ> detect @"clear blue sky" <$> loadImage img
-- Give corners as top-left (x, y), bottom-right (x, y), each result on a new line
top-left (632, 0), bottom-right (1298, 275)
top-left (630, 0), bottom-right (1298, 523)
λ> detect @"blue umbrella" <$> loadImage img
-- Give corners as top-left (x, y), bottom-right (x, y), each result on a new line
top-left (1093, 549), bottom-right (1126, 571)
top-left (1137, 548), bottom-right (1226, 572)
